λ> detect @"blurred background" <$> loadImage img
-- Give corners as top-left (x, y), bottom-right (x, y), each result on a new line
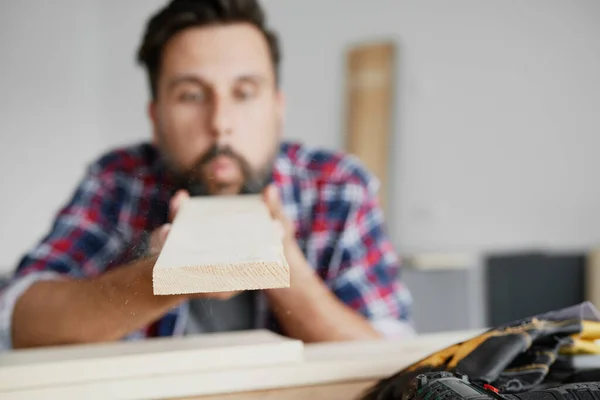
top-left (1, 0), bottom-right (599, 333)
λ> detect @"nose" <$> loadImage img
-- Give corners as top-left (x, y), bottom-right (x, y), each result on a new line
top-left (209, 95), bottom-right (233, 144)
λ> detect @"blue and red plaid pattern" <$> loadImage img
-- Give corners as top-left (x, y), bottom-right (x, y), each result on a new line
top-left (0, 141), bottom-right (413, 348)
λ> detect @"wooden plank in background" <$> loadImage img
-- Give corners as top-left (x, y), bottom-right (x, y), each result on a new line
top-left (152, 194), bottom-right (289, 295)
top-left (586, 248), bottom-right (600, 310)
top-left (344, 41), bottom-right (396, 212)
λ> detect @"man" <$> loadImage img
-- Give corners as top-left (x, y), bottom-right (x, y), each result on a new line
top-left (0, 0), bottom-right (413, 350)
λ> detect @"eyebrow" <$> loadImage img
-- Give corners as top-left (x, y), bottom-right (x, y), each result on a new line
top-left (167, 75), bottom-right (208, 91)
top-left (167, 74), bottom-right (267, 91)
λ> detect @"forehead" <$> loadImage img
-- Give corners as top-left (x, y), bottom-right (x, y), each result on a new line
top-left (160, 23), bottom-right (274, 83)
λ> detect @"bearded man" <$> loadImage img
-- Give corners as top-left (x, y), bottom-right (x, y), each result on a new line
top-left (0, 0), bottom-right (413, 350)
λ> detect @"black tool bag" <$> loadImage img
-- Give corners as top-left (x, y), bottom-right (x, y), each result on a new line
top-left (359, 302), bottom-right (600, 400)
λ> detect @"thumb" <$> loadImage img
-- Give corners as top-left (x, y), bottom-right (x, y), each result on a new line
top-left (263, 184), bottom-right (284, 220)
top-left (169, 190), bottom-right (190, 222)
top-left (149, 223), bottom-right (171, 255)
top-left (263, 185), bottom-right (294, 239)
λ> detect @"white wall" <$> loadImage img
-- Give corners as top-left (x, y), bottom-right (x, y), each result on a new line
top-left (1, 0), bottom-right (599, 274)
top-left (0, 1), bottom-right (103, 274)
top-left (263, 0), bottom-right (600, 255)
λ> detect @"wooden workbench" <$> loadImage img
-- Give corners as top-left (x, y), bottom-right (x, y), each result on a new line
top-left (185, 380), bottom-right (378, 400)
top-left (0, 329), bottom-right (482, 400)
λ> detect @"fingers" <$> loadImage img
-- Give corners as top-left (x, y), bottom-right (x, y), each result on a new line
top-left (169, 190), bottom-right (190, 222)
top-left (272, 220), bottom-right (285, 241)
top-left (191, 291), bottom-right (240, 301)
top-left (263, 184), bottom-right (295, 240)
top-left (149, 224), bottom-right (171, 255)
top-left (212, 291), bottom-right (239, 300)
top-left (158, 224), bottom-right (171, 243)
top-left (149, 191), bottom-right (188, 256)
top-left (263, 184), bottom-right (284, 220)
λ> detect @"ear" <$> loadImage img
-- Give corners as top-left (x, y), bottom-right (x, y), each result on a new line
top-left (148, 100), bottom-right (159, 146)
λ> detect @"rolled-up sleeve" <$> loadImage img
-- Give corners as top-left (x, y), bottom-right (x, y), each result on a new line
top-left (0, 167), bottom-right (128, 351)
top-left (0, 272), bottom-right (64, 351)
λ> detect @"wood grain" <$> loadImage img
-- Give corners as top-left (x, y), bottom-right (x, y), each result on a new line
top-left (152, 194), bottom-right (290, 295)
top-left (344, 41), bottom-right (396, 213)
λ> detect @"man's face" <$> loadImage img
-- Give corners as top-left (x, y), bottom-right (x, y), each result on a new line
top-left (149, 23), bottom-right (284, 196)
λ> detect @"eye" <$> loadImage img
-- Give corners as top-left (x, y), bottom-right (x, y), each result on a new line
top-left (179, 91), bottom-right (206, 103)
top-left (235, 84), bottom-right (258, 101)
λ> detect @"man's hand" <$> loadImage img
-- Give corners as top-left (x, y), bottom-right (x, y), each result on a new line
top-left (262, 184), bottom-right (312, 277)
top-left (261, 184), bottom-right (382, 343)
top-left (150, 189), bottom-right (238, 301)
top-left (148, 189), bottom-right (189, 255)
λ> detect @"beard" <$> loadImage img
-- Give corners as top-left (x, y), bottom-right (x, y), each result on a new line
top-left (187, 144), bottom-right (275, 196)
top-left (160, 142), bottom-right (277, 197)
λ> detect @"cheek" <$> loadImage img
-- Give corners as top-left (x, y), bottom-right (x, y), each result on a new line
top-left (159, 105), bottom-right (212, 168)
top-left (234, 103), bottom-right (279, 167)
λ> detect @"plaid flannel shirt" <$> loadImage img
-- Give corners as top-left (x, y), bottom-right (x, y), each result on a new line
top-left (0, 141), bottom-right (414, 350)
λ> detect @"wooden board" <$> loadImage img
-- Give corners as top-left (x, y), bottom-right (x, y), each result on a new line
top-left (0, 330), bottom-right (303, 394)
top-left (344, 41), bottom-right (396, 213)
top-left (152, 194), bottom-right (290, 295)
top-left (184, 380), bottom-right (378, 400)
top-left (586, 248), bottom-right (600, 310)
top-left (0, 329), bottom-right (483, 400)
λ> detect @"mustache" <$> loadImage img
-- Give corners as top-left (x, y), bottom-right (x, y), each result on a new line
top-left (183, 144), bottom-right (269, 196)
top-left (201, 144), bottom-right (238, 165)
top-left (194, 144), bottom-right (241, 171)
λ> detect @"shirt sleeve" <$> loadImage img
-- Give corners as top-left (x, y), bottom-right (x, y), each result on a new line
top-left (0, 166), bottom-right (130, 350)
top-left (326, 176), bottom-right (415, 339)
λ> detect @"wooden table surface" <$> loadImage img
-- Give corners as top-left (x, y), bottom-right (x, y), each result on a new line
top-left (182, 379), bottom-right (378, 400)
top-left (0, 329), bottom-right (482, 400)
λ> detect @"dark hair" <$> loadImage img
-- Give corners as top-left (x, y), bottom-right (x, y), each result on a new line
top-left (136, 0), bottom-right (281, 99)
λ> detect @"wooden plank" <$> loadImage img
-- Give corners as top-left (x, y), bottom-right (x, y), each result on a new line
top-left (0, 330), bottom-right (482, 400)
top-left (0, 330), bottom-right (303, 393)
top-left (586, 248), bottom-right (600, 310)
top-left (344, 41), bottom-right (396, 213)
top-left (152, 194), bottom-right (290, 295)
top-left (182, 380), bottom-right (378, 400)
